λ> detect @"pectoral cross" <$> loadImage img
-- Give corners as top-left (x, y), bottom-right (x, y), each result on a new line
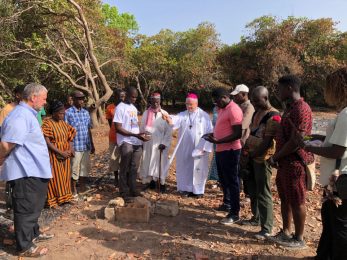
top-left (189, 125), bottom-right (192, 129)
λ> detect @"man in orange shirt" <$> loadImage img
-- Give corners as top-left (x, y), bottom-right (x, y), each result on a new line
top-left (105, 89), bottom-right (126, 186)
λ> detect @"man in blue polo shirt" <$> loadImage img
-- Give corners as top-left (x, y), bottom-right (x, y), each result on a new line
top-left (0, 83), bottom-right (53, 257)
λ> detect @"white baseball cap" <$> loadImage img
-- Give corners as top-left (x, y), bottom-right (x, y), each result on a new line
top-left (230, 84), bottom-right (249, 95)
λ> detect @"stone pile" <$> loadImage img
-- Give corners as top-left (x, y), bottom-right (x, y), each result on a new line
top-left (104, 197), bottom-right (179, 223)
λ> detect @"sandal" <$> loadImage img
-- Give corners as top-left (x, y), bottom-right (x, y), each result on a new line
top-left (20, 244), bottom-right (48, 257)
top-left (72, 194), bottom-right (79, 202)
top-left (32, 233), bottom-right (55, 243)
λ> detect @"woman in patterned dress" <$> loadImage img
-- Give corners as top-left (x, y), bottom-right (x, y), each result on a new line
top-left (42, 100), bottom-right (76, 208)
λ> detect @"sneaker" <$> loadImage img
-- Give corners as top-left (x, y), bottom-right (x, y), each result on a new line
top-left (220, 214), bottom-right (240, 225)
top-left (215, 204), bottom-right (231, 212)
top-left (241, 217), bottom-right (260, 226)
top-left (269, 230), bottom-right (293, 244)
top-left (254, 230), bottom-right (271, 240)
top-left (32, 233), bottom-right (55, 243)
top-left (280, 236), bottom-right (306, 249)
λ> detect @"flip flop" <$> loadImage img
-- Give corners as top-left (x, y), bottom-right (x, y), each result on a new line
top-left (72, 194), bottom-right (79, 202)
top-left (20, 244), bottom-right (48, 257)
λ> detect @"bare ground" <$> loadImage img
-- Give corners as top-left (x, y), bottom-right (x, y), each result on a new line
top-left (0, 111), bottom-right (336, 260)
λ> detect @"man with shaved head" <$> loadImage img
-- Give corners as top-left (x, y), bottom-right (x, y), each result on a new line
top-left (241, 86), bottom-right (281, 240)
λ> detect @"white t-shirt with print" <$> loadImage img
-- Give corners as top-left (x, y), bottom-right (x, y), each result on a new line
top-left (320, 107), bottom-right (347, 186)
top-left (113, 102), bottom-right (142, 146)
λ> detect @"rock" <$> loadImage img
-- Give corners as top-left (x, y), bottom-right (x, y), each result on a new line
top-left (133, 197), bottom-right (151, 208)
top-left (155, 200), bottom-right (179, 217)
top-left (115, 203), bottom-right (150, 223)
top-left (108, 197), bottom-right (125, 208)
top-left (104, 207), bottom-right (115, 221)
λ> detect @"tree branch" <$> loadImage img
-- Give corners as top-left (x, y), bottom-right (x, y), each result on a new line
top-left (23, 50), bottom-right (91, 94)
top-left (67, 0), bottom-right (113, 106)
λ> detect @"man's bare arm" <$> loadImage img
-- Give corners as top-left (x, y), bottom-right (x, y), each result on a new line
top-left (0, 141), bottom-right (16, 165)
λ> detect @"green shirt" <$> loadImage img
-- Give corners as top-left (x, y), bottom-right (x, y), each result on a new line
top-left (37, 107), bottom-right (46, 126)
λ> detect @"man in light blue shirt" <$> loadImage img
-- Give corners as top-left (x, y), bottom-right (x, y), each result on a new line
top-left (0, 83), bottom-right (53, 257)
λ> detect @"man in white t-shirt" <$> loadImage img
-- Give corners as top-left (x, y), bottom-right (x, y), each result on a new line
top-left (114, 86), bottom-right (149, 198)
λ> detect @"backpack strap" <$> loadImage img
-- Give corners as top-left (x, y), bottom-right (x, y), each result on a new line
top-left (251, 110), bottom-right (279, 136)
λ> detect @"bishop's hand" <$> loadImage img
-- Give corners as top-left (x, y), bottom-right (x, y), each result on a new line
top-left (161, 112), bottom-right (173, 125)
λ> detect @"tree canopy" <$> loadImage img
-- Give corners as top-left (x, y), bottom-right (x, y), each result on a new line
top-left (1, 3), bottom-right (346, 125)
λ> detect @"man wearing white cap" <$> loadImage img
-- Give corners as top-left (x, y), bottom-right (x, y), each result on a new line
top-left (231, 84), bottom-right (255, 198)
top-left (231, 84), bottom-right (255, 147)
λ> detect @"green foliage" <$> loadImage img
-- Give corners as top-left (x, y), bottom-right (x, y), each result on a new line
top-left (1, 0), bottom-right (346, 110)
top-left (125, 22), bottom-right (220, 108)
top-left (218, 15), bottom-right (347, 106)
top-left (101, 4), bottom-right (138, 33)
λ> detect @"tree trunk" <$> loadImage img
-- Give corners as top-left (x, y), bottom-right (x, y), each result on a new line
top-left (135, 75), bottom-right (148, 110)
top-left (90, 108), bottom-right (99, 128)
top-left (97, 106), bottom-right (106, 124)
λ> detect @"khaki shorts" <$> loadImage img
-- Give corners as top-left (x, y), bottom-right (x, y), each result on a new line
top-left (71, 151), bottom-right (91, 181)
top-left (109, 143), bottom-right (121, 172)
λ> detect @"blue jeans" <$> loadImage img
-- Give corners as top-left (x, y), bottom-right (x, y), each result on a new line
top-left (216, 149), bottom-right (241, 216)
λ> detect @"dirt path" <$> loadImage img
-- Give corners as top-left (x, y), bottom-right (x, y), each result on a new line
top-left (1, 112), bottom-right (334, 260)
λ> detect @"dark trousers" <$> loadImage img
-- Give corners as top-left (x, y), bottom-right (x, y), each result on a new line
top-left (216, 149), bottom-right (241, 216)
top-left (248, 161), bottom-right (273, 233)
top-left (316, 199), bottom-right (347, 260)
top-left (9, 177), bottom-right (48, 252)
top-left (119, 143), bottom-right (142, 196)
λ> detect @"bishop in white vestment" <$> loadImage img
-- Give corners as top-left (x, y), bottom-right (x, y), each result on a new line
top-left (172, 93), bottom-right (213, 196)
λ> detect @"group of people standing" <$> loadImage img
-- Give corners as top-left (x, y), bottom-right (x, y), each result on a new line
top-left (0, 68), bottom-right (347, 258)
top-left (105, 75), bottom-right (314, 249)
top-left (120, 72), bottom-right (346, 259)
top-left (107, 87), bottom-right (213, 198)
top-left (0, 86), bottom-right (94, 256)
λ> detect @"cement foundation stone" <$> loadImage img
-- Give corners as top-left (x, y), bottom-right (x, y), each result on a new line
top-left (104, 207), bottom-right (115, 221)
top-left (115, 204), bottom-right (150, 223)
